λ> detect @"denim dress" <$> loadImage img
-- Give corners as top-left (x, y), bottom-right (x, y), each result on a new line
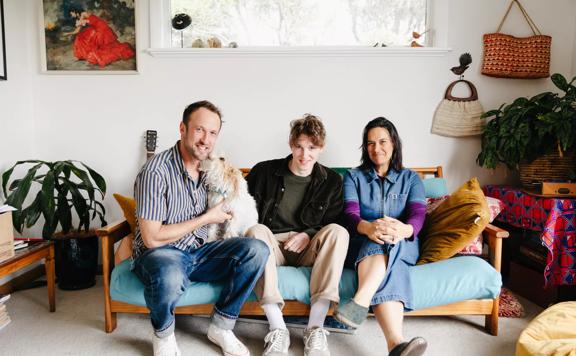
top-left (343, 167), bottom-right (425, 310)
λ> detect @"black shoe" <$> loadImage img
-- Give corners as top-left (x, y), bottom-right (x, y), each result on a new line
top-left (388, 337), bottom-right (427, 356)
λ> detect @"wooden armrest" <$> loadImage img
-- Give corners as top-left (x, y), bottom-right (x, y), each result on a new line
top-left (96, 220), bottom-right (131, 243)
top-left (483, 224), bottom-right (509, 239)
top-left (482, 224), bottom-right (509, 273)
top-left (97, 220), bottom-right (132, 281)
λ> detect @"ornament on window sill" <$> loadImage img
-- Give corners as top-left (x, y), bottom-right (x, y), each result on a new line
top-left (207, 37), bottom-right (222, 48)
top-left (191, 38), bottom-right (207, 48)
top-left (191, 37), bottom-right (224, 48)
top-left (171, 13), bottom-right (192, 48)
top-left (410, 29), bottom-right (429, 47)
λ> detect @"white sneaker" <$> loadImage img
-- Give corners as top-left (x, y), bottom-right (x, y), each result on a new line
top-left (152, 332), bottom-right (181, 356)
top-left (207, 323), bottom-right (250, 356)
top-left (303, 327), bottom-right (330, 356)
top-left (263, 328), bottom-right (290, 355)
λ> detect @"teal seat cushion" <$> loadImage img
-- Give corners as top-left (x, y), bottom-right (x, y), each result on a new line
top-left (110, 256), bottom-right (500, 310)
top-left (409, 256), bottom-right (501, 309)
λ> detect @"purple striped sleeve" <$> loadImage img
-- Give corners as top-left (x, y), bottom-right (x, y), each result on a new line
top-left (343, 200), bottom-right (362, 231)
top-left (405, 201), bottom-right (426, 240)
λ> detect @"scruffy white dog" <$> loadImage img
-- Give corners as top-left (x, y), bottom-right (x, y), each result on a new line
top-left (200, 154), bottom-right (258, 241)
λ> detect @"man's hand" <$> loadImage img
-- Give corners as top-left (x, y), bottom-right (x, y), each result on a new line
top-left (203, 201), bottom-right (232, 225)
top-left (283, 232), bottom-right (310, 253)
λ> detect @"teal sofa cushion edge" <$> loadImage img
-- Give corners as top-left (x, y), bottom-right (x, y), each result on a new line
top-left (331, 167), bottom-right (447, 199)
top-left (110, 255), bottom-right (500, 310)
top-left (422, 177), bottom-right (449, 198)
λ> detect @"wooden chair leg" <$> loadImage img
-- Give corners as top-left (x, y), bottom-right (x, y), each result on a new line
top-left (45, 244), bottom-right (56, 312)
top-left (101, 234), bottom-right (117, 333)
top-left (485, 297), bottom-right (499, 336)
top-left (105, 310), bottom-right (117, 333)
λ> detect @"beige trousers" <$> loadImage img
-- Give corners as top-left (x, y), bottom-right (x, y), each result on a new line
top-left (245, 223), bottom-right (349, 308)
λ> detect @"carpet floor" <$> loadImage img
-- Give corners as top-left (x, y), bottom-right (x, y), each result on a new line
top-left (0, 277), bottom-right (542, 356)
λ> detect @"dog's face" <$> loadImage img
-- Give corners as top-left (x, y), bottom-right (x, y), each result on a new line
top-left (200, 154), bottom-right (242, 198)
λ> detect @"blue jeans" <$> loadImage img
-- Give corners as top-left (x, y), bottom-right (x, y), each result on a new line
top-left (132, 238), bottom-right (269, 336)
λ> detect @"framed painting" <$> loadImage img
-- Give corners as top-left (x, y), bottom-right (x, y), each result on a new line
top-left (0, 0), bottom-right (6, 80)
top-left (40, 0), bottom-right (137, 73)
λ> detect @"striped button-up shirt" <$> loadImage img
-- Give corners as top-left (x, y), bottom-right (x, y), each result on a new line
top-left (132, 142), bottom-right (208, 260)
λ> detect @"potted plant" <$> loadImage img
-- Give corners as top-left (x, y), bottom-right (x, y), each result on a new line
top-left (2, 160), bottom-right (107, 290)
top-left (477, 73), bottom-right (576, 189)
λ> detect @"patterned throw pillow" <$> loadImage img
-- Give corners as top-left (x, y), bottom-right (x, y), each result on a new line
top-left (426, 195), bottom-right (504, 255)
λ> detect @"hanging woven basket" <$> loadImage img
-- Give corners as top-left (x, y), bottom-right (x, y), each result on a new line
top-left (519, 150), bottom-right (576, 190)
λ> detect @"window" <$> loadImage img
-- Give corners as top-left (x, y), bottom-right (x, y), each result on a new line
top-left (169, 0), bottom-right (428, 48)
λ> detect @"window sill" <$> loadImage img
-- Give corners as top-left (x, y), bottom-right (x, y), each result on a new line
top-left (146, 47), bottom-right (452, 58)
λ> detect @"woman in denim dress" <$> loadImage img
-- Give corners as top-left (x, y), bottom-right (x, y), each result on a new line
top-left (334, 117), bottom-right (428, 356)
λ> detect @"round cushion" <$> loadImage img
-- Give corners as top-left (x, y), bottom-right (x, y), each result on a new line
top-left (516, 301), bottom-right (576, 356)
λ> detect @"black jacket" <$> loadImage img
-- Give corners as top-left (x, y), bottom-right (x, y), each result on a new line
top-left (246, 155), bottom-right (344, 236)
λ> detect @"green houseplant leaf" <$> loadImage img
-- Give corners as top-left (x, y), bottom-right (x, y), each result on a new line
top-left (1, 160), bottom-right (107, 239)
top-left (477, 73), bottom-right (576, 170)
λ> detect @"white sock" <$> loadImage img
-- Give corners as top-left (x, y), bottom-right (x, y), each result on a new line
top-left (262, 303), bottom-right (287, 330)
top-left (307, 298), bottom-right (330, 329)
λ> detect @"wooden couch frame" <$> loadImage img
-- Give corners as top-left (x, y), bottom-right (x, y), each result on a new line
top-left (97, 166), bottom-right (508, 335)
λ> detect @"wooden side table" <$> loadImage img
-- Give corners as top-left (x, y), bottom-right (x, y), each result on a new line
top-left (0, 241), bottom-right (55, 312)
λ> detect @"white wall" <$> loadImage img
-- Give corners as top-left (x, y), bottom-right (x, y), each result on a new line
top-left (0, 0), bottom-right (35, 174)
top-left (1, 0), bottom-right (576, 237)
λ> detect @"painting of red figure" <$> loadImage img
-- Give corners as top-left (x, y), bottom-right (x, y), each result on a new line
top-left (43, 0), bottom-right (136, 71)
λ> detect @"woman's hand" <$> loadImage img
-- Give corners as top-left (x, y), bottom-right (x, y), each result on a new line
top-left (283, 232), bottom-right (311, 253)
top-left (357, 220), bottom-right (387, 244)
top-left (358, 217), bottom-right (413, 245)
top-left (62, 27), bottom-right (81, 37)
top-left (377, 216), bottom-right (414, 244)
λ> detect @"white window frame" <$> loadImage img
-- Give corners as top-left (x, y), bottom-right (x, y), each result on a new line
top-left (147, 0), bottom-right (450, 58)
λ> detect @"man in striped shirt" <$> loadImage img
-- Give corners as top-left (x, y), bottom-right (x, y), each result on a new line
top-left (131, 100), bottom-right (269, 356)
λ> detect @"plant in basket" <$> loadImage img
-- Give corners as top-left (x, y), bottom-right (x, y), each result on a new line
top-left (2, 160), bottom-right (107, 290)
top-left (476, 73), bottom-right (576, 189)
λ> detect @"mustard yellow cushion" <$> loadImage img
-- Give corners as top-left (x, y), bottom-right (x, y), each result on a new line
top-left (112, 193), bottom-right (136, 264)
top-left (417, 177), bottom-right (490, 265)
top-left (516, 301), bottom-right (576, 356)
top-left (113, 193), bottom-right (136, 233)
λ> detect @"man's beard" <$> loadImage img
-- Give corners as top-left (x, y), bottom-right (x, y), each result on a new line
top-left (185, 142), bottom-right (210, 161)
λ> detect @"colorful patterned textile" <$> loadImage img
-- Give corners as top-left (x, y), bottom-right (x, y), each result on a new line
top-left (483, 185), bottom-right (576, 287)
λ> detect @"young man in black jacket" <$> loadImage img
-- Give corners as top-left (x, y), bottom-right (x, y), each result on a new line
top-left (246, 114), bottom-right (349, 356)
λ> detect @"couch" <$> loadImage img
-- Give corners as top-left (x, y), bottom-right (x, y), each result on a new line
top-left (96, 166), bottom-right (508, 335)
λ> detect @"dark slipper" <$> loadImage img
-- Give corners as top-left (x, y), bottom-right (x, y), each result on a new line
top-left (333, 300), bottom-right (369, 329)
top-left (389, 337), bottom-right (427, 356)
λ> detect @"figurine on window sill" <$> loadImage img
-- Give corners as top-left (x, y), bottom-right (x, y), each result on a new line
top-left (410, 29), bottom-right (429, 47)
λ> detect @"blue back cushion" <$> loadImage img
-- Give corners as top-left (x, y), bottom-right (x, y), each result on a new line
top-left (331, 167), bottom-right (448, 198)
top-left (422, 177), bottom-right (449, 198)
